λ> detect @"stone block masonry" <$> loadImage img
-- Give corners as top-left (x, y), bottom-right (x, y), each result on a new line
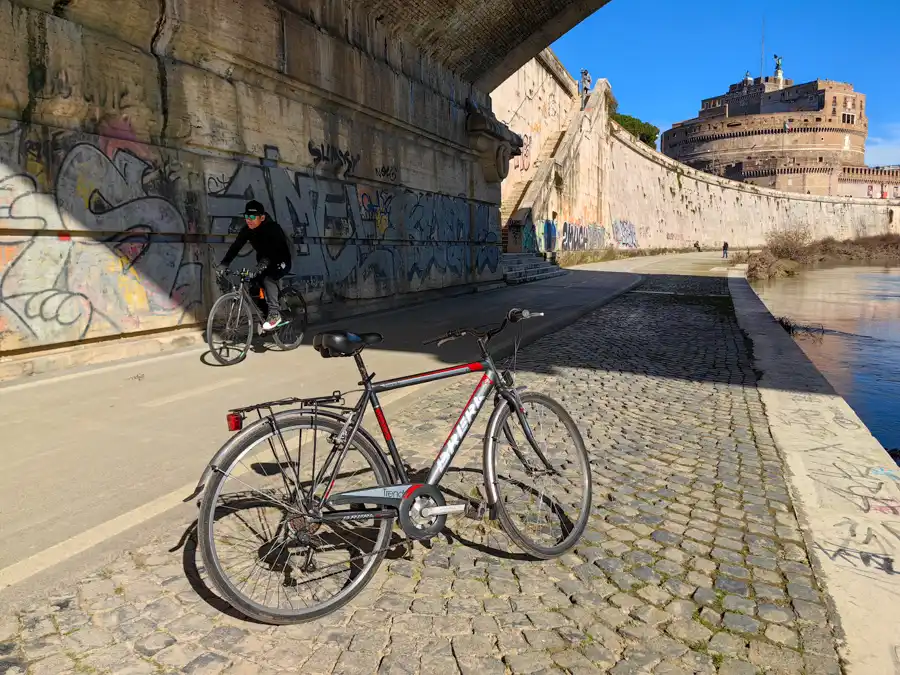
top-left (0, 0), bottom-right (515, 354)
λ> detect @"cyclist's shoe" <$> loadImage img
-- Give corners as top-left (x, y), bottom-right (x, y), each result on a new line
top-left (262, 312), bottom-right (282, 331)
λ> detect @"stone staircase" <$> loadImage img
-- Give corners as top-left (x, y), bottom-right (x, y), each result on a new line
top-left (501, 252), bottom-right (567, 285)
top-left (500, 180), bottom-right (530, 250)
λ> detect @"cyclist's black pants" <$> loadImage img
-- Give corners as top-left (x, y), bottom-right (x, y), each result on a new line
top-left (259, 263), bottom-right (290, 316)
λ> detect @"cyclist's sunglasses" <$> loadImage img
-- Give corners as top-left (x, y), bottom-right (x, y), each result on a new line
top-left (243, 213), bottom-right (263, 220)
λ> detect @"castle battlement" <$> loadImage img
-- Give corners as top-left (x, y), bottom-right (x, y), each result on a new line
top-left (659, 57), bottom-right (897, 198)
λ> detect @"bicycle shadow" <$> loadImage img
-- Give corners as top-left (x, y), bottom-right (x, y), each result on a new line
top-left (169, 498), bottom-right (409, 623)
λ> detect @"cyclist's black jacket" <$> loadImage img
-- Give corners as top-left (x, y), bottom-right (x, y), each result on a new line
top-left (221, 219), bottom-right (292, 268)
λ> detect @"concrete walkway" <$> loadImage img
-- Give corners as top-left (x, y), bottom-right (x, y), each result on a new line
top-left (729, 271), bottom-right (900, 675)
top-left (0, 261), bottom-right (648, 601)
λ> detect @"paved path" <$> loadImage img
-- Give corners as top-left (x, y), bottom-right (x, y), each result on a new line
top-left (0, 251), bottom-right (721, 590)
top-left (0, 259), bottom-right (846, 675)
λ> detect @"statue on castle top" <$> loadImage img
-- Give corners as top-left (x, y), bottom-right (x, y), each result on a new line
top-left (774, 54), bottom-right (783, 72)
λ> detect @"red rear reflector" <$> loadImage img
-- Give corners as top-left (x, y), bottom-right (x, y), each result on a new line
top-left (226, 413), bottom-right (243, 432)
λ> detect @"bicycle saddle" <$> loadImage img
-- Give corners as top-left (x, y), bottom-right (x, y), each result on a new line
top-left (313, 330), bottom-right (383, 357)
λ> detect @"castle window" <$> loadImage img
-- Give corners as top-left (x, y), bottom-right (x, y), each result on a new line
top-left (819, 157), bottom-right (823, 162)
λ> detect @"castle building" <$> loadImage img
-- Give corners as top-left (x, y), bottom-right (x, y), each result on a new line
top-left (661, 58), bottom-right (900, 199)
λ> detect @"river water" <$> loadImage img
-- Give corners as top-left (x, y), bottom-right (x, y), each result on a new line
top-left (753, 264), bottom-right (900, 453)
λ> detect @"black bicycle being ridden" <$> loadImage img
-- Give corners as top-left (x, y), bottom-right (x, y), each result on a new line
top-left (206, 268), bottom-right (308, 366)
top-left (186, 308), bottom-right (592, 624)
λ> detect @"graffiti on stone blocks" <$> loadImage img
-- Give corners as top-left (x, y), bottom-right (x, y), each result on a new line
top-left (308, 140), bottom-right (361, 178)
top-left (522, 220), bottom-right (539, 253)
top-left (612, 219), bottom-right (638, 248)
top-left (0, 120), bottom-right (204, 351)
top-left (561, 222), bottom-right (606, 251)
top-left (205, 150), bottom-right (500, 304)
top-left (543, 220), bottom-right (558, 252)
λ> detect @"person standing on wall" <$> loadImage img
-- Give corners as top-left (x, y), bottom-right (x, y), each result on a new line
top-left (216, 200), bottom-right (293, 331)
top-left (722, 241), bottom-right (729, 259)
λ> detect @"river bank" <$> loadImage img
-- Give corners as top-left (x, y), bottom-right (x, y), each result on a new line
top-left (736, 231), bottom-right (900, 281)
top-left (752, 264), bottom-right (900, 457)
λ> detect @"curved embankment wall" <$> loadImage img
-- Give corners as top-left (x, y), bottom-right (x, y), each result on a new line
top-left (497, 62), bottom-right (899, 255)
top-left (604, 123), bottom-right (900, 250)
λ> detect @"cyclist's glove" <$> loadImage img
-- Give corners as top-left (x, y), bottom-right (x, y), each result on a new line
top-left (214, 263), bottom-right (229, 279)
top-left (253, 259), bottom-right (270, 278)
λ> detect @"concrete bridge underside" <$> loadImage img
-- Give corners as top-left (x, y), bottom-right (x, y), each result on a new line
top-left (354, 0), bottom-right (613, 89)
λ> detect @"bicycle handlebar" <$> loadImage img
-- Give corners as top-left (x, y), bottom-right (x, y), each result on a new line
top-left (421, 308), bottom-right (544, 347)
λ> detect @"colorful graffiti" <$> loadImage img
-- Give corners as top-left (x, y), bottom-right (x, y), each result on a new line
top-left (0, 121), bottom-right (204, 352)
top-left (543, 220), bottom-right (558, 252)
top-left (561, 222), bottom-right (606, 250)
top-left (205, 147), bottom-right (501, 304)
top-left (612, 219), bottom-right (638, 248)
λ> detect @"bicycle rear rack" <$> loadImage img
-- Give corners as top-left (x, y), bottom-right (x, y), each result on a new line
top-left (226, 391), bottom-right (348, 431)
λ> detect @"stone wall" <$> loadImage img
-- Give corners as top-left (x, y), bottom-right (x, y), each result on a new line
top-left (0, 0), bottom-right (508, 353)
top-left (493, 58), bottom-right (898, 255)
top-left (491, 49), bottom-right (576, 189)
top-left (499, 69), bottom-right (610, 257)
top-left (605, 121), bottom-right (900, 250)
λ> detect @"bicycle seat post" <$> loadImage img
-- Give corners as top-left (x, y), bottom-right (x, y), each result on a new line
top-left (353, 352), bottom-right (371, 384)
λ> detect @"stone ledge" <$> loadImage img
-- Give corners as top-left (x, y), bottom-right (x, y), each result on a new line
top-left (728, 270), bottom-right (899, 675)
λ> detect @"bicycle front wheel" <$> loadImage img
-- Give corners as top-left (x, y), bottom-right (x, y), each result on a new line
top-left (487, 391), bottom-right (592, 559)
top-left (272, 289), bottom-right (307, 351)
top-left (207, 291), bottom-right (253, 365)
top-left (198, 412), bottom-right (395, 624)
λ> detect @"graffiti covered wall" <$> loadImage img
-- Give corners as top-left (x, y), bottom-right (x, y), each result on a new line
top-left (502, 83), bottom-right (613, 255)
top-left (0, 121), bottom-right (207, 352)
top-left (0, 0), bottom-right (506, 354)
top-left (0, 122), bottom-right (501, 352)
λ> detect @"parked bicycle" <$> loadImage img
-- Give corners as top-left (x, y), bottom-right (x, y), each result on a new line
top-left (206, 268), bottom-right (308, 366)
top-left (186, 308), bottom-right (592, 623)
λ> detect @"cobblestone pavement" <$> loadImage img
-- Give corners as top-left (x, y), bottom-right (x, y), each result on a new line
top-left (1, 275), bottom-right (843, 675)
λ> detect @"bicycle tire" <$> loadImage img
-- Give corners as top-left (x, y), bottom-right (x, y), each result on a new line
top-left (487, 391), bottom-right (592, 559)
top-left (207, 291), bottom-right (254, 366)
top-left (272, 289), bottom-right (307, 351)
top-left (198, 411), bottom-right (394, 624)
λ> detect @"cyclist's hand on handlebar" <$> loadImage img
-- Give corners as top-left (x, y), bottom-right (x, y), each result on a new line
top-left (507, 308), bottom-right (545, 323)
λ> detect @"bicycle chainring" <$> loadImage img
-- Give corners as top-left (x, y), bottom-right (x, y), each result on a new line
top-left (398, 484), bottom-right (446, 540)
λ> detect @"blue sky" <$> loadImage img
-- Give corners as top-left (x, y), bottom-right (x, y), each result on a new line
top-left (550, 0), bottom-right (900, 166)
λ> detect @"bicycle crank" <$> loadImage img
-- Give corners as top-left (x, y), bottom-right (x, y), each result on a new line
top-left (397, 484), bottom-right (447, 540)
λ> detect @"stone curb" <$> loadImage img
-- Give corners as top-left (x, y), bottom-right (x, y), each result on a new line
top-left (727, 269), bottom-right (900, 675)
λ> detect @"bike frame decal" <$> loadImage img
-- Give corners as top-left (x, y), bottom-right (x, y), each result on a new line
top-left (328, 484), bottom-right (422, 506)
top-left (321, 358), bottom-right (497, 520)
top-left (426, 372), bottom-right (495, 485)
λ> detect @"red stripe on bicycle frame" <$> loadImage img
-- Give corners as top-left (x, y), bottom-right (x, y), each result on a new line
top-left (404, 483), bottom-right (423, 499)
top-left (436, 373), bottom-right (492, 457)
top-left (423, 362), bottom-right (483, 377)
top-left (374, 407), bottom-right (392, 441)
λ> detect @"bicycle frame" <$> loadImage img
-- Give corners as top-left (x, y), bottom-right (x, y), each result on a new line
top-left (311, 351), bottom-right (511, 522)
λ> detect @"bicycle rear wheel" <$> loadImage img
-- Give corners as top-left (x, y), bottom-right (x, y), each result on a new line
top-left (207, 291), bottom-right (253, 366)
top-left (486, 391), bottom-right (592, 559)
top-left (198, 412), bottom-right (394, 624)
top-left (272, 289), bottom-right (307, 351)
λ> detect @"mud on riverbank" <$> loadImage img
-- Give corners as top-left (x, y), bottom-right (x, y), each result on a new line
top-left (737, 233), bottom-right (900, 281)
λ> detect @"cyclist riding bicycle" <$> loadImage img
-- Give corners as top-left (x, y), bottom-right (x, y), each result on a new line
top-left (216, 200), bottom-right (293, 331)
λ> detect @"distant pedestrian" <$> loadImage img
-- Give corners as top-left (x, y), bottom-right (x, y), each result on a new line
top-left (722, 241), bottom-right (729, 259)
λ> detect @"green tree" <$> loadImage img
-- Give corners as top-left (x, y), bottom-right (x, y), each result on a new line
top-left (611, 112), bottom-right (660, 150)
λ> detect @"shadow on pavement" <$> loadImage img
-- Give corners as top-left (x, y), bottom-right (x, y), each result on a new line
top-left (237, 268), bottom-right (843, 398)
